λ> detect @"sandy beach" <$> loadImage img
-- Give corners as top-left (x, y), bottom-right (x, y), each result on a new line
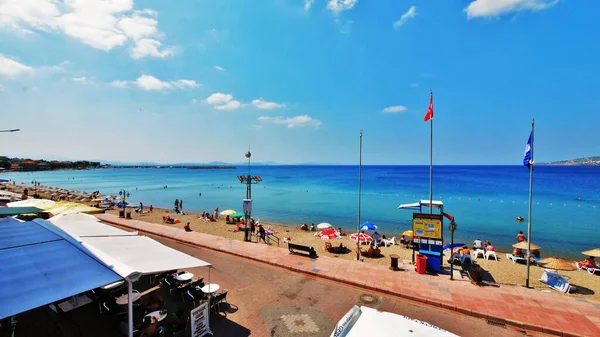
top-left (3, 182), bottom-right (600, 300)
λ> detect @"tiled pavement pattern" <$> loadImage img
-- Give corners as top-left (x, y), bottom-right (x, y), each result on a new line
top-left (97, 214), bottom-right (600, 337)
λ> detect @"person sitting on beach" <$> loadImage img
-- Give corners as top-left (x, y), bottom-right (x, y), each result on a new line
top-left (580, 256), bottom-right (597, 268)
top-left (226, 215), bottom-right (231, 224)
top-left (149, 205), bottom-right (153, 213)
top-left (338, 227), bottom-right (344, 236)
top-left (485, 242), bottom-right (495, 252)
top-left (209, 215), bottom-right (216, 222)
top-left (310, 224), bottom-right (315, 231)
top-left (516, 231), bottom-right (526, 242)
top-left (473, 239), bottom-right (483, 250)
top-left (484, 240), bottom-right (491, 249)
top-left (300, 224), bottom-right (308, 231)
top-left (512, 247), bottom-right (524, 258)
top-left (184, 222), bottom-right (193, 232)
top-left (166, 216), bottom-right (175, 224)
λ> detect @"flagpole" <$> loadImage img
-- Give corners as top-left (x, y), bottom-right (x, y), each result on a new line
top-left (526, 119), bottom-right (534, 288)
top-left (356, 130), bottom-right (363, 261)
top-left (429, 90), bottom-right (433, 214)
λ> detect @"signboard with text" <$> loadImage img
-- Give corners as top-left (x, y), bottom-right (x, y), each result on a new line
top-left (191, 301), bottom-right (211, 337)
top-left (412, 213), bottom-right (443, 240)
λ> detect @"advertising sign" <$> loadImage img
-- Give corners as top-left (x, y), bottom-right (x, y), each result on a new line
top-left (191, 301), bottom-right (211, 337)
top-left (412, 213), bottom-right (443, 240)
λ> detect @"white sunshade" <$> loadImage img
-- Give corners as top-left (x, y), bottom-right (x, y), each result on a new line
top-left (81, 235), bottom-right (211, 281)
top-left (398, 200), bottom-right (444, 209)
top-left (7, 199), bottom-right (56, 209)
top-left (332, 306), bottom-right (457, 337)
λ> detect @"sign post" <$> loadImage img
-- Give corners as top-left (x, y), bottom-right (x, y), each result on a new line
top-left (412, 213), bottom-right (444, 273)
top-left (449, 220), bottom-right (457, 280)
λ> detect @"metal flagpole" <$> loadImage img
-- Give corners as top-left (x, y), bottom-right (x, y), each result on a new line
top-left (526, 119), bottom-right (535, 288)
top-left (429, 90), bottom-right (433, 214)
top-left (356, 130), bottom-right (363, 261)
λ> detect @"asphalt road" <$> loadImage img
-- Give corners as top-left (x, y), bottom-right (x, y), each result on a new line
top-left (141, 231), bottom-right (530, 337)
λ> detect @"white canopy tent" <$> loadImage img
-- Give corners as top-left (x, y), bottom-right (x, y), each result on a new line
top-left (331, 306), bottom-right (458, 337)
top-left (47, 214), bottom-right (212, 337)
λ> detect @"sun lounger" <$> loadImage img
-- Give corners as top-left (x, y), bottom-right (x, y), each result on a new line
top-left (506, 253), bottom-right (527, 263)
top-left (540, 269), bottom-right (575, 293)
top-left (576, 262), bottom-right (600, 275)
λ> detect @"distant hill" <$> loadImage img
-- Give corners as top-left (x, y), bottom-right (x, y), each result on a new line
top-left (541, 156), bottom-right (600, 166)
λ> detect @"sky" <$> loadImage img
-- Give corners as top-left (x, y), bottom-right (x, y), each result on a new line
top-left (0, 0), bottom-right (598, 165)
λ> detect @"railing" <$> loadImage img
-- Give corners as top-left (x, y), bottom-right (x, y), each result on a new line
top-left (267, 233), bottom-right (280, 247)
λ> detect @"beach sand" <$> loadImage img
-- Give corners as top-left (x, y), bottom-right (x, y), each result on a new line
top-left (4, 183), bottom-right (600, 300)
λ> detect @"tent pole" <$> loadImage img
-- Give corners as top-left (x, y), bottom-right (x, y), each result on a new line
top-left (128, 280), bottom-right (133, 337)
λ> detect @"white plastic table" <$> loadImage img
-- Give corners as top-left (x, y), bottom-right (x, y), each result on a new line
top-left (145, 310), bottom-right (168, 323)
top-left (200, 283), bottom-right (220, 294)
top-left (176, 272), bottom-right (194, 282)
top-left (116, 292), bottom-right (141, 305)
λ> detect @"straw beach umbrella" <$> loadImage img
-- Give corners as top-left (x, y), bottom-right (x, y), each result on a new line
top-left (317, 223), bottom-right (333, 229)
top-left (220, 210), bottom-right (236, 216)
top-left (581, 248), bottom-right (600, 258)
top-left (538, 257), bottom-right (577, 272)
top-left (512, 241), bottom-right (541, 250)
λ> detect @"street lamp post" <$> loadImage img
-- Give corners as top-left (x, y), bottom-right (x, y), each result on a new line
top-left (118, 189), bottom-right (131, 218)
top-left (237, 149), bottom-right (262, 242)
top-left (31, 180), bottom-right (40, 197)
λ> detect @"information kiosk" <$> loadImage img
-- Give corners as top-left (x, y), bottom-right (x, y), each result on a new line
top-left (398, 200), bottom-right (445, 273)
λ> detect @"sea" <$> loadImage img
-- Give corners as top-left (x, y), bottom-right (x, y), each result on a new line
top-left (2, 165), bottom-right (599, 259)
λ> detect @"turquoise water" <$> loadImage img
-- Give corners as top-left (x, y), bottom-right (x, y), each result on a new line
top-left (3, 165), bottom-right (599, 259)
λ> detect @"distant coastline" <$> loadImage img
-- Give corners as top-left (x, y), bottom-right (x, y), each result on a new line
top-left (103, 165), bottom-right (236, 170)
top-left (540, 156), bottom-right (600, 166)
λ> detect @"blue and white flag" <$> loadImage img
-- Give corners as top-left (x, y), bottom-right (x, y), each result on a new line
top-left (523, 132), bottom-right (533, 166)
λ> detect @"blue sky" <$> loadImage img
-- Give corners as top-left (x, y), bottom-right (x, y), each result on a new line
top-left (0, 0), bottom-right (598, 165)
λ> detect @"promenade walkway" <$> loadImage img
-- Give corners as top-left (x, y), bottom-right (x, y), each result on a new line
top-left (96, 214), bottom-right (600, 337)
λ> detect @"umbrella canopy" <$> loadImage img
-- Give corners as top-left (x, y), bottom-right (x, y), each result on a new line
top-left (512, 242), bottom-right (541, 250)
top-left (581, 248), bottom-right (600, 258)
top-left (220, 210), bottom-right (237, 216)
top-left (402, 230), bottom-right (413, 237)
top-left (91, 198), bottom-right (103, 203)
top-left (350, 233), bottom-right (373, 243)
top-left (317, 229), bottom-right (339, 240)
top-left (231, 212), bottom-right (245, 218)
top-left (317, 223), bottom-right (333, 229)
top-left (360, 222), bottom-right (377, 231)
top-left (538, 257), bottom-right (577, 271)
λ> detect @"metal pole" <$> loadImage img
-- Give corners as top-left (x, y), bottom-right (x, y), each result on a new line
top-left (127, 280), bottom-right (133, 337)
top-left (450, 228), bottom-right (454, 280)
top-left (526, 119), bottom-right (534, 288)
top-left (356, 130), bottom-right (363, 261)
top-left (429, 90), bottom-right (433, 215)
top-left (244, 149), bottom-right (251, 242)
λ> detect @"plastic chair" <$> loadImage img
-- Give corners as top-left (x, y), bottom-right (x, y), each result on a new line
top-left (473, 249), bottom-right (485, 259)
top-left (485, 250), bottom-right (498, 261)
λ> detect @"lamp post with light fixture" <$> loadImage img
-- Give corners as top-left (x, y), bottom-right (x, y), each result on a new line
top-left (237, 149), bottom-right (262, 242)
top-left (118, 189), bottom-right (131, 218)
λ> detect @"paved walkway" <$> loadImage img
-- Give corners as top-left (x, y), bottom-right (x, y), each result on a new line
top-left (97, 214), bottom-right (600, 337)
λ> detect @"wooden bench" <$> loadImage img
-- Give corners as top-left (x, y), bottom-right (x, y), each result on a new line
top-left (288, 243), bottom-right (317, 258)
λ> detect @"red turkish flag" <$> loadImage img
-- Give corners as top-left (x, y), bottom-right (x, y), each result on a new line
top-left (424, 93), bottom-right (433, 122)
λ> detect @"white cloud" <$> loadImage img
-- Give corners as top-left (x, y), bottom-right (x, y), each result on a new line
top-left (129, 75), bottom-right (199, 91)
top-left (206, 93), bottom-right (233, 105)
top-left (465, 0), bottom-right (558, 18)
top-left (214, 100), bottom-right (242, 111)
top-left (0, 54), bottom-right (34, 77)
top-left (327, 0), bottom-right (358, 15)
top-left (304, 0), bottom-right (315, 12)
top-left (393, 6), bottom-right (417, 29)
top-left (205, 93), bottom-right (242, 111)
top-left (251, 98), bottom-right (285, 110)
top-left (213, 66), bottom-right (226, 71)
top-left (0, 0), bottom-right (175, 59)
top-left (382, 105), bottom-right (408, 113)
top-left (258, 115), bottom-right (322, 129)
top-left (109, 80), bottom-right (128, 88)
top-left (71, 76), bottom-right (91, 84)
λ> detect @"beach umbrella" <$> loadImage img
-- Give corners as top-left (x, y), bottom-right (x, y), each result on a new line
top-left (317, 223), bottom-right (333, 229)
top-left (350, 232), bottom-right (372, 243)
top-left (581, 248), bottom-right (600, 258)
top-left (317, 229), bottom-right (339, 240)
top-left (220, 210), bottom-right (237, 216)
top-left (91, 198), bottom-right (103, 203)
top-left (512, 242), bottom-right (541, 250)
top-left (231, 212), bottom-right (245, 218)
top-left (538, 257), bottom-right (577, 272)
top-left (360, 222), bottom-right (377, 231)
top-left (402, 230), bottom-right (413, 237)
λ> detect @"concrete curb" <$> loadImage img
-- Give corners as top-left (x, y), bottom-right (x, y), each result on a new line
top-left (99, 217), bottom-right (566, 337)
